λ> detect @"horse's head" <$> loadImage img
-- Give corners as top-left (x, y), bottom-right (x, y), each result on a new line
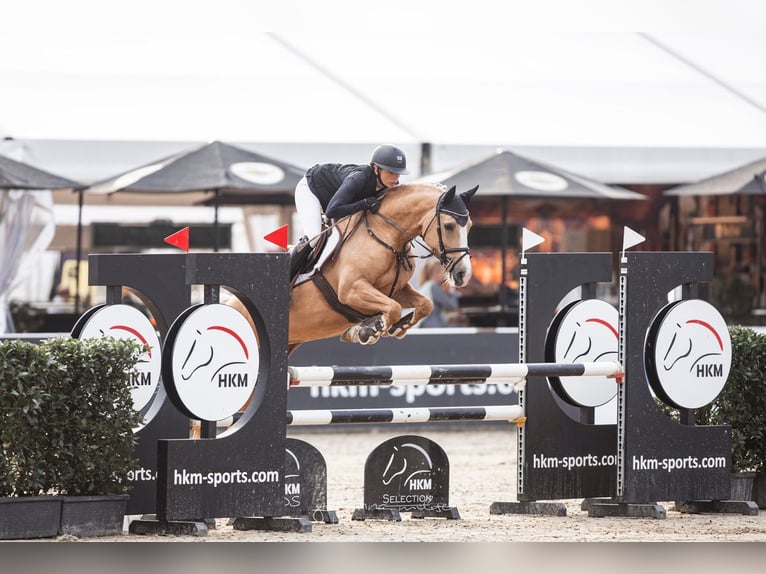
top-left (421, 184), bottom-right (478, 288)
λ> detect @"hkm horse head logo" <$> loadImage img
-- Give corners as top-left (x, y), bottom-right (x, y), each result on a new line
top-left (179, 325), bottom-right (250, 383)
top-left (661, 319), bottom-right (724, 374)
top-left (381, 443), bottom-right (433, 488)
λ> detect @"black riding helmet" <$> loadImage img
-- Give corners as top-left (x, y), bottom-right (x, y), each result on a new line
top-left (370, 144), bottom-right (409, 175)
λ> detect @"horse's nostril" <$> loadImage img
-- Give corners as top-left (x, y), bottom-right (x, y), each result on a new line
top-left (454, 270), bottom-right (465, 285)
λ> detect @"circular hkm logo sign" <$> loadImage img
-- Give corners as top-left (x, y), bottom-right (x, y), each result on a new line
top-left (75, 304), bottom-right (161, 413)
top-left (646, 299), bottom-right (731, 410)
top-left (229, 161), bottom-right (286, 185)
top-left (514, 170), bottom-right (569, 192)
top-left (548, 299), bottom-right (619, 408)
top-left (168, 304), bottom-right (259, 421)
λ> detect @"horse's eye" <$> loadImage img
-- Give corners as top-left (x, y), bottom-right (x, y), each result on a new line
top-left (444, 223), bottom-right (456, 232)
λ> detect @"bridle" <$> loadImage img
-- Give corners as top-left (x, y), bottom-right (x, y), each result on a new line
top-left (421, 192), bottom-right (472, 273)
top-left (361, 190), bottom-right (471, 286)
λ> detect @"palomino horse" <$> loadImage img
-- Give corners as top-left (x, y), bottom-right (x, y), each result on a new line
top-left (231, 182), bottom-right (477, 354)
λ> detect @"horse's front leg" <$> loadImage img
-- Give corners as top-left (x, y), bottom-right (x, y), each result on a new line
top-left (388, 283), bottom-right (433, 338)
top-left (338, 278), bottom-right (402, 344)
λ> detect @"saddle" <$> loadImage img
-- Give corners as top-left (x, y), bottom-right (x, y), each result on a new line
top-left (289, 228), bottom-right (341, 286)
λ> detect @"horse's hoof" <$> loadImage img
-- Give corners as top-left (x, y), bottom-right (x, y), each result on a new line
top-left (387, 324), bottom-right (407, 338)
top-left (357, 316), bottom-right (386, 344)
top-left (387, 311), bottom-right (414, 335)
top-left (358, 328), bottom-right (372, 344)
top-left (364, 334), bottom-right (382, 345)
top-left (339, 327), bottom-right (359, 343)
top-left (358, 327), bottom-right (381, 345)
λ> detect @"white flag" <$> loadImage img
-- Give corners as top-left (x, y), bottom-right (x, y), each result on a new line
top-left (622, 226), bottom-right (645, 251)
top-left (522, 228), bottom-right (545, 252)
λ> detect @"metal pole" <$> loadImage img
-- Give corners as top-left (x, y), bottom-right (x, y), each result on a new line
top-left (213, 189), bottom-right (220, 252)
top-left (420, 142), bottom-right (432, 176)
top-left (74, 188), bottom-right (84, 314)
top-left (499, 196), bottom-right (509, 322)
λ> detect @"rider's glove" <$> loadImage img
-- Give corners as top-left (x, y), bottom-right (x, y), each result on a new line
top-left (364, 196), bottom-right (380, 213)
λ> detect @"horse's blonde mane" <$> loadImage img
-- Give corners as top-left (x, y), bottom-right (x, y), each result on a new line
top-left (387, 181), bottom-right (448, 195)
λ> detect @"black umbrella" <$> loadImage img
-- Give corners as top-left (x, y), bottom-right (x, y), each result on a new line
top-left (416, 149), bottom-right (644, 315)
top-left (421, 149), bottom-right (645, 199)
top-left (664, 158), bottom-right (766, 256)
top-left (0, 154), bottom-right (83, 191)
top-left (735, 171), bottom-right (766, 196)
top-left (664, 159), bottom-right (766, 249)
top-left (665, 158), bottom-right (766, 310)
top-left (664, 157), bottom-right (766, 197)
top-left (0, 154), bottom-right (85, 314)
top-left (86, 140), bottom-right (305, 249)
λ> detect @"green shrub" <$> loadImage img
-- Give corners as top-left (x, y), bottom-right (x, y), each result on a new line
top-left (709, 326), bottom-right (766, 472)
top-left (711, 276), bottom-right (757, 324)
top-left (0, 341), bottom-right (49, 496)
top-left (0, 337), bottom-right (144, 497)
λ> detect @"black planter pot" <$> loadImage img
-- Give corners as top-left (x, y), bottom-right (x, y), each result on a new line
top-left (730, 471), bottom-right (766, 508)
top-left (753, 471), bottom-right (766, 509)
top-left (0, 496), bottom-right (62, 540)
top-left (59, 494), bottom-right (129, 537)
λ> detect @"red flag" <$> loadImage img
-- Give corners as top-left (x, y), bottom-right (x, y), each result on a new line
top-left (264, 225), bottom-right (288, 251)
top-left (164, 227), bottom-right (190, 252)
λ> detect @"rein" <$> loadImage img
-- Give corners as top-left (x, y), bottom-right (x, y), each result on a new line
top-left (362, 209), bottom-right (415, 298)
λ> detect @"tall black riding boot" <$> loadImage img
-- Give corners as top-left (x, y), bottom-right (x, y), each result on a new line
top-left (289, 236), bottom-right (312, 280)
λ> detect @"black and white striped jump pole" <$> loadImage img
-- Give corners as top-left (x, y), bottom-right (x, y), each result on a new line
top-left (287, 362), bottom-right (622, 387)
top-left (286, 405), bottom-right (526, 426)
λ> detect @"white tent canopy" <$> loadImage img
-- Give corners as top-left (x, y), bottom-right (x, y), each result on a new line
top-left (2, 4), bottom-right (766, 184)
top-left (0, 0), bottom-right (766, 187)
top-left (2, 28), bottom-right (765, 148)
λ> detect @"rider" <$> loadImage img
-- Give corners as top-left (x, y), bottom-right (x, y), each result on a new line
top-left (291, 144), bottom-right (409, 275)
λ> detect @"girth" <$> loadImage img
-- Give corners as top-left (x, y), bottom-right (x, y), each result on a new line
top-left (310, 269), bottom-right (370, 323)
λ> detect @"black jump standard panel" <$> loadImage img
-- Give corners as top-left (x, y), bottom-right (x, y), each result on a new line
top-left (85, 254), bottom-right (191, 516)
top-left (605, 252), bottom-right (740, 515)
top-left (491, 252), bottom-right (617, 517)
top-left (146, 253), bottom-right (307, 533)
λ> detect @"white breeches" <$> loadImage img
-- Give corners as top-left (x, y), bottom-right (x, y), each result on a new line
top-left (294, 176), bottom-right (324, 240)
